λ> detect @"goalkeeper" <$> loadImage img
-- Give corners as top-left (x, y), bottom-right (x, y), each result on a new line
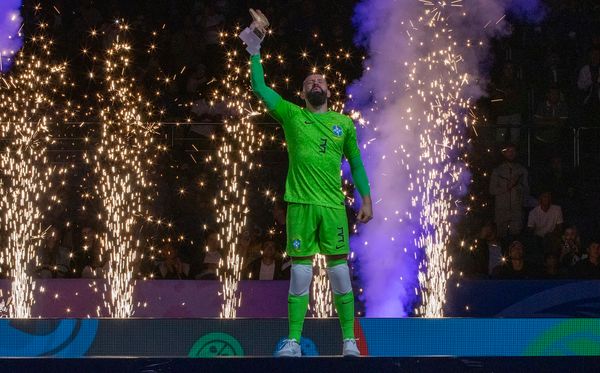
top-left (242, 9), bottom-right (373, 357)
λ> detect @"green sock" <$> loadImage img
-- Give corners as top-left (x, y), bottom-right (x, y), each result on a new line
top-left (333, 291), bottom-right (355, 340)
top-left (288, 294), bottom-right (309, 341)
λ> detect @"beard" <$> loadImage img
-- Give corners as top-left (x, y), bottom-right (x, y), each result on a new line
top-left (306, 89), bottom-right (327, 107)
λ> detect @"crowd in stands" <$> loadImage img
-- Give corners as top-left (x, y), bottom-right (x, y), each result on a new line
top-left (456, 0), bottom-right (600, 279)
top-left (3, 1), bottom-right (599, 281)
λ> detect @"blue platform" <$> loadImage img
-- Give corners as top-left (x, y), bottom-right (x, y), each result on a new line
top-left (1, 318), bottom-right (599, 358)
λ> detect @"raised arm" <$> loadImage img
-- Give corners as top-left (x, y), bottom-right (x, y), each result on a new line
top-left (250, 54), bottom-right (282, 111)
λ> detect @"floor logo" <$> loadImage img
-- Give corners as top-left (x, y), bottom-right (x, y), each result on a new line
top-left (0, 319), bottom-right (98, 357)
top-left (188, 332), bottom-right (244, 357)
top-left (524, 319), bottom-right (600, 356)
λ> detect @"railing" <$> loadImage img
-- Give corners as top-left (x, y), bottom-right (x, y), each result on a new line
top-left (475, 124), bottom-right (600, 168)
top-left (2, 121), bottom-right (599, 168)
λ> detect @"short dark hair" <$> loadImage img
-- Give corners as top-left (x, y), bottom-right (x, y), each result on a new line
top-left (501, 143), bottom-right (516, 152)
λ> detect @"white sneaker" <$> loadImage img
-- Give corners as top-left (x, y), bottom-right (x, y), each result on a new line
top-left (275, 339), bottom-right (301, 357)
top-left (343, 338), bottom-right (360, 357)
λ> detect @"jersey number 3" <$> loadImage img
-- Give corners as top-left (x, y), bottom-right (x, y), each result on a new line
top-left (319, 138), bottom-right (327, 154)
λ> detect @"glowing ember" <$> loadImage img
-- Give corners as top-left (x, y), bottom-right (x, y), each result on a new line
top-left (85, 24), bottom-right (159, 318)
top-left (0, 32), bottom-right (66, 317)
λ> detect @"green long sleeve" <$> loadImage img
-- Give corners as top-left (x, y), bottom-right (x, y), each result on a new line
top-left (250, 54), bottom-right (282, 110)
top-left (348, 155), bottom-right (371, 197)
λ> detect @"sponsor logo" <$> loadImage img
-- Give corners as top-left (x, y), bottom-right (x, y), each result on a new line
top-left (188, 332), bottom-right (244, 357)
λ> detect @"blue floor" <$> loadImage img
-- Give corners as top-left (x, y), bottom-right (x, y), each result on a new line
top-left (0, 357), bottom-right (598, 373)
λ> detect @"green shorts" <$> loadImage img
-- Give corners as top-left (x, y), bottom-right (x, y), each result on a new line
top-left (286, 203), bottom-right (350, 257)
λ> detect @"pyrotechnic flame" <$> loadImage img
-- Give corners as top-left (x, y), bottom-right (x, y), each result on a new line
top-left (311, 255), bottom-right (333, 317)
top-left (214, 32), bottom-right (265, 318)
top-left (350, 0), bottom-right (473, 317)
top-left (413, 0), bottom-right (467, 318)
top-left (0, 32), bottom-right (65, 317)
top-left (84, 24), bottom-right (159, 318)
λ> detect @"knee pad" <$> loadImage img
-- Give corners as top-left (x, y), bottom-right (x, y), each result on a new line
top-left (289, 263), bottom-right (313, 296)
top-left (326, 262), bottom-right (352, 295)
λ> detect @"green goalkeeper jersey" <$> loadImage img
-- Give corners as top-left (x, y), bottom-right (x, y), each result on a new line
top-left (250, 54), bottom-right (369, 209)
top-left (270, 99), bottom-right (360, 209)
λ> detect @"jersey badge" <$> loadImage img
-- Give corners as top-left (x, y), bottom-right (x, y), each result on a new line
top-left (332, 125), bottom-right (343, 137)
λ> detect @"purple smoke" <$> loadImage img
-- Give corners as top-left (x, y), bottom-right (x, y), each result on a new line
top-left (349, 0), bottom-right (545, 317)
top-left (0, 0), bottom-right (23, 73)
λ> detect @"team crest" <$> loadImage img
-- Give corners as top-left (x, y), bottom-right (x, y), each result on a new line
top-left (292, 239), bottom-right (302, 250)
top-left (332, 125), bottom-right (343, 137)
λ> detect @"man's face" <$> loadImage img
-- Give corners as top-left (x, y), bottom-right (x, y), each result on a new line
top-left (545, 255), bottom-right (558, 269)
top-left (301, 74), bottom-right (330, 107)
top-left (273, 204), bottom-right (286, 225)
top-left (588, 243), bottom-right (600, 260)
top-left (502, 63), bottom-right (514, 78)
top-left (262, 241), bottom-right (276, 260)
top-left (548, 89), bottom-right (560, 104)
top-left (591, 50), bottom-right (600, 66)
top-left (240, 230), bottom-right (251, 245)
top-left (502, 146), bottom-right (516, 162)
top-left (564, 228), bottom-right (577, 242)
top-left (82, 227), bottom-right (95, 245)
top-left (539, 193), bottom-right (552, 209)
top-left (207, 233), bottom-right (219, 252)
top-left (45, 228), bottom-right (60, 248)
top-left (164, 247), bottom-right (176, 260)
top-left (509, 241), bottom-right (524, 260)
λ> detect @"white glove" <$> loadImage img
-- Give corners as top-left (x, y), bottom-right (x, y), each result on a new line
top-left (239, 9), bottom-right (269, 55)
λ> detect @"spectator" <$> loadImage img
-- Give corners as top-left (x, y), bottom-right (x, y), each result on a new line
top-left (245, 239), bottom-right (289, 280)
top-left (527, 192), bottom-right (564, 239)
top-left (490, 62), bottom-right (526, 144)
top-left (75, 226), bottom-right (105, 278)
top-left (268, 200), bottom-right (287, 254)
top-left (542, 253), bottom-right (561, 279)
top-left (190, 229), bottom-right (222, 280)
top-left (238, 229), bottom-right (262, 269)
top-left (200, 4), bottom-right (225, 74)
top-left (533, 156), bottom-right (575, 207)
top-left (527, 191), bottom-right (564, 263)
top-left (533, 86), bottom-right (568, 161)
top-left (577, 48), bottom-right (600, 127)
top-left (186, 63), bottom-right (208, 97)
top-left (35, 226), bottom-right (72, 279)
top-left (489, 144), bottom-right (529, 239)
top-left (559, 225), bottom-right (585, 269)
top-left (471, 223), bottom-right (504, 276)
top-left (539, 51), bottom-right (569, 92)
top-left (491, 240), bottom-right (539, 279)
top-left (156, 244), bottom-right (189, 279)
top-left (196, 250), bottom-right (221, 280)
top-left (569, 241), bottom-right (600, 279)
